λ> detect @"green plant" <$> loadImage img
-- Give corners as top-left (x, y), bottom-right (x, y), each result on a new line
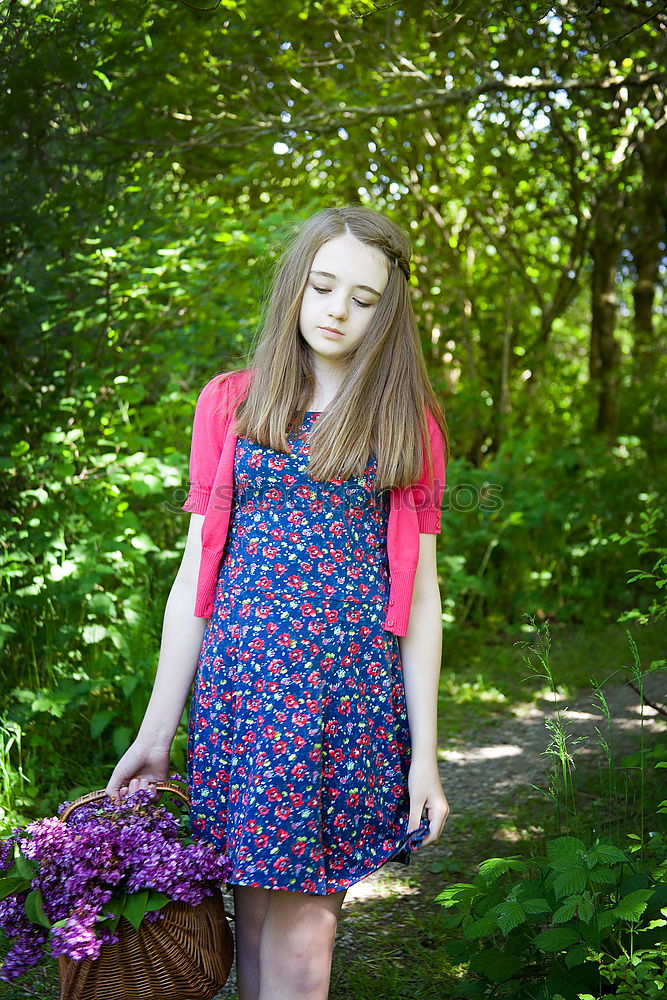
top-left (436, 621), bottom-right (667, 999)
top-left (437, 820), bottom-right (666, 999)
top-left (612, 499), bottom-right (667, 626)
top-left (579, 945), bottom-right (667, 1000)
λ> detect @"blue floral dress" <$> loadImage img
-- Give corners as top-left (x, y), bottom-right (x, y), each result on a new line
top-left (187, 413), bottom-right (430, 894)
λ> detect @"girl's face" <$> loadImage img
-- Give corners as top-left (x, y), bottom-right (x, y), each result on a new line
top-left (298, 234), bottom-right (389, 370)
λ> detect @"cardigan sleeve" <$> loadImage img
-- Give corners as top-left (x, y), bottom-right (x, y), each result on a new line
top-left (413, 409), bottom-right (446, 534)
top-left (181, 374), bottom-right (231, 514)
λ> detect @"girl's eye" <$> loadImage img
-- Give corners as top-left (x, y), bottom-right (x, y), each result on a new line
top-left (310, 285), bottom-right (373, 308)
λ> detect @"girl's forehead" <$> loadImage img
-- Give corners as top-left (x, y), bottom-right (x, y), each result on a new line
top-left (311, 235), bottom-right (389, 289)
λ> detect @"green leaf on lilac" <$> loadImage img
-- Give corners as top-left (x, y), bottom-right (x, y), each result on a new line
top-left (144, 890), bottom-right (170, 913)
top-left (97, 895), bottom-right (126, 934)
top-left (123, 890), bottom-right (149, 931)
top-left (25, 888), bottom-right (51, 928)
top-left (14, 849), bottom-right (36, 880)
top-left (0, 875), bottom-right (32, 900)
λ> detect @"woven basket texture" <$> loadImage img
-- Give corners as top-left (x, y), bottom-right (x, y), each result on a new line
top-left (57, 892), bottom-right (234, 1000)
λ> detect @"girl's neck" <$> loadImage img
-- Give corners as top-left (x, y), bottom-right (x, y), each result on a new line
top-left (308, 364), bottom-right (347, 412)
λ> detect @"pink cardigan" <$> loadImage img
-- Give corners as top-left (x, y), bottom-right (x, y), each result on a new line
top-left (181, 369), bottom-right (446, 637)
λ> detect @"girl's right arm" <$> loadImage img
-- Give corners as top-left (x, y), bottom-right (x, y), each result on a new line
top-left (105, 513), bottom-right (207, 801)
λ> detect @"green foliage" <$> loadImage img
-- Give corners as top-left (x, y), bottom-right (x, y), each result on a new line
top-left (436, 622), bottom-right (667, 999)
top-left (440, 433), bottom-right (666, 629)
top-left (612, 500), bottom-right (667, 626)
top-left (437, 823), bottom-right (666, 999)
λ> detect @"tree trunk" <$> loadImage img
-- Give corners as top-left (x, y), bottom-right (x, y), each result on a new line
top-left (590, 209), bottom-right (622, 438)
top-left (631, 162), bottom-right (665, 377)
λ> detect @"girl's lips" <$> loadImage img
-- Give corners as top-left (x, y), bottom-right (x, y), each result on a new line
top-left (319, 326), bottom-right (344, 338)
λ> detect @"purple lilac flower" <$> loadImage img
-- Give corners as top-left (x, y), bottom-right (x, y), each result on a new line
top-left (0, 837), bottom-right (14, 872)
top-left (0, 788), bottom-right (230, 981)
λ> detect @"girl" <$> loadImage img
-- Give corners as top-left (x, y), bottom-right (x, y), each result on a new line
top-left (106, 205), bottom-right (450, 1000)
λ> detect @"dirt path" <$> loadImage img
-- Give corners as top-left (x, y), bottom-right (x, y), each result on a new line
top-left (216, 674), bottom-right (666, 996)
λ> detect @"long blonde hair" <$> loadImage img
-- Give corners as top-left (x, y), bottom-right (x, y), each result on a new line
top-left (230, 205), bottom-right (449, 490)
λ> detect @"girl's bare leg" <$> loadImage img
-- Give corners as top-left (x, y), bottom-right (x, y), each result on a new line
top-left (233, 884), bottom-right (347, 1000)
top-left (233, 886), bottom-right (271, 1000)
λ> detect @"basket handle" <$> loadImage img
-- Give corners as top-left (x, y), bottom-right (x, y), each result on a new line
top-left (58, 780), bottom-right (190, 824)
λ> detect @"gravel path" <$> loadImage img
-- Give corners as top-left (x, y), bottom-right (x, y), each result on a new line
top-left (214, 672), bottom-right (665, 996)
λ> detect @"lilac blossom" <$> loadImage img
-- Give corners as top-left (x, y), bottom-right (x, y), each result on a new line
top-left (0, 784), bottom-right (230, 981)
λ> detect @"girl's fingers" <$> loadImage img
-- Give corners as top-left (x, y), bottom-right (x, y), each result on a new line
top-left (417, 795), bottom-right (450, 847)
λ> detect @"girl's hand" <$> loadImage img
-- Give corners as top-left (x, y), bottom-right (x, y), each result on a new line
top-left (407, 759), bottom-right (450, 848)
top-left (105, 741), bottom-right (172, 803)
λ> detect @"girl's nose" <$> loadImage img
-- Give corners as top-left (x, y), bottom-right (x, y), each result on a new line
top-left (328, 294), bottom-right (349, 320)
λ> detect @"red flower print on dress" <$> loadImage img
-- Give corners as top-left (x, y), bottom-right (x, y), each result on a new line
top-left (187, 421), bottom-right (424, 894)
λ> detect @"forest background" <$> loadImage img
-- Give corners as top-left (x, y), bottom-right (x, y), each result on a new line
top-left (1, 1), bottom-right (666, 997)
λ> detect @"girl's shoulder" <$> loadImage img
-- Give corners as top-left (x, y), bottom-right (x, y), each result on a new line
top-left (196, 367), bottom-right (255, 412)
top-left (424, 406), bottom-right (445, 448)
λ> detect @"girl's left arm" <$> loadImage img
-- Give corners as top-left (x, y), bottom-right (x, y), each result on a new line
top-left (398, 532), bottom-right (450, 847)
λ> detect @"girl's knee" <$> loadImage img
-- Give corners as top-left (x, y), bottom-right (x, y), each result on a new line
top-left (266, 894), bottom-right (341, 969)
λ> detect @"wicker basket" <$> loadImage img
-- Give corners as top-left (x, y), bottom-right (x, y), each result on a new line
top-left (57, 783), bottom-right (234, 1000)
